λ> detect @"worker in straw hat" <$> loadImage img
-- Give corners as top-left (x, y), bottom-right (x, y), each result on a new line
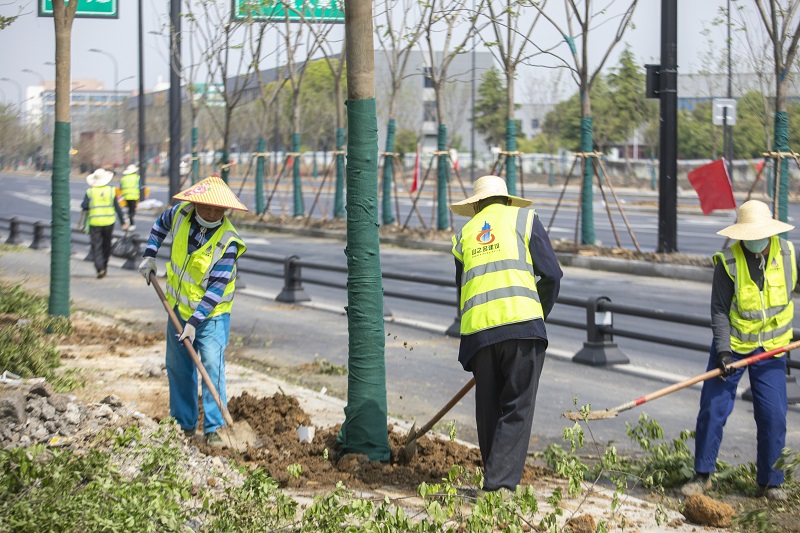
top-left (119, 164), bottom-right (141, 228)
top-left (138, 176), bottom-right (248, 446)
top-left (80, 168), bottom-right (130, 279)
top-left (682, 200), bottom-right (796, 501)
top-left (450, 175), bottom-right (562, 495)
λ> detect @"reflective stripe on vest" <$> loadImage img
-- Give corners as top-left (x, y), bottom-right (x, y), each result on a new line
top-left (120, 173), bottom-right (140, 201)
top-left (87, 186), bottom-right (116, 227)
top-left (165, 202), bottom-right (246, 321)
top-left (452, 204), bottom-right (543, 334)
top-left (713, 237), bottom-right (796, 353)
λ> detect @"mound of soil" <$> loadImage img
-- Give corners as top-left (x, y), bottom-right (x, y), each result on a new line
top-left (205, 391), bottom-right (551, 491)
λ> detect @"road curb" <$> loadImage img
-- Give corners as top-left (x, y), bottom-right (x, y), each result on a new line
top-left (237, 221), bottom-right (714, 282)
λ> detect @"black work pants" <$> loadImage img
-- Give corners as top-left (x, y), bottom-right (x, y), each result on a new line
top-left (471, 338), bottom-right (545, 491)
top-left (126, 200), bottom-right (137, 226)
top-left (89, 224), bottom-right (114, 273)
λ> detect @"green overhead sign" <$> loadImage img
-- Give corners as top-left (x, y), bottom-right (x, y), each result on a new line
top-left (233, 0), bottom-right (343, 22)
top-left (39, 0), bottom-right (119, 18)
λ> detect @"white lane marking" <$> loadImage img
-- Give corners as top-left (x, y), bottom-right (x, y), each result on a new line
top-left (9, 191), bottom-right (83, 212)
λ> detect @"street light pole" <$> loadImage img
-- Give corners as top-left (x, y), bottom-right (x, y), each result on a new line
top-left (725, 0), bottom-right (734, 178)
top-left (0, 77), bottom-right (23, 113)
top-left (88, 48), bottom-right (119, 129)
top-left (22, 69), bottom-right (46, 125)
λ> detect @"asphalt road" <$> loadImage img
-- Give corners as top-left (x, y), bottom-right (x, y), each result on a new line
top-left (2, 170), bottom-right (800, 466)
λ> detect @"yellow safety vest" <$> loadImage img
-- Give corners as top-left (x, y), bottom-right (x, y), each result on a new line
top-left (87, 186), bottom-right (116, 227)
top-left (452, 204), bottom-right (543, 335)
top-left (120, 173), bottom-right (141, 201)
top-left (713, 237), bottom-right (796, 353)
top-left (165, 203), bottom-right (247, 321)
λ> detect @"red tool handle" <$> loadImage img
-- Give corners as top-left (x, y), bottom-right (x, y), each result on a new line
top-left (613, 339), bottom-right (800, 415)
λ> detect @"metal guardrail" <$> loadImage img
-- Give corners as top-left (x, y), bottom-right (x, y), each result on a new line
top-left (2, 216), bottom-right (799, 384)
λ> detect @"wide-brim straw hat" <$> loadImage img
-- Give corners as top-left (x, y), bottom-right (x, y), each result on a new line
top-left (172, 175), bottom-right (249, 211)
top-left (717, 200), bottom-right (794, 240)
top-left (450, 175), bottom-right (532, 217)
top-left (123, 164), bottom-right (139, 175)
top-left (86, 168), bottom-right (113, 187)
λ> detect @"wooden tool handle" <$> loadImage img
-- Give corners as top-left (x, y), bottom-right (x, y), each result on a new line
top-left (413, 377), bottom-right (476, 440)
top-left (150, 273), bottom-right (234, 426)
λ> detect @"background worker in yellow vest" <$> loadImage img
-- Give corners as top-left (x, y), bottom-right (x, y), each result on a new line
top-left (137, 176), bottom-right (248, 446)
top-left (80, 168), bottom-right (129, 279)
top-left (682, 200), bottom-right (797, 501)
top-left (450, 175), bottom-right (562, 494)
top-left (119, 164), bottom-right (141, 227)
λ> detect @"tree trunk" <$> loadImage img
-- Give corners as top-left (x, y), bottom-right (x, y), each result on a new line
top-left (435, 85), bottom-right (449, 230)
top-left (774, 74), bottom-right (789, 224)
top-left (580, 81), bottom-right (595, 245)
top-left (505, 67), bottom-right (517, 194)
top-left (337, 0), bottom-right (390, 462)
top-left (49, 0), bottom-right (77, 318)
top-left (292, 94), bottom-right (304, 216)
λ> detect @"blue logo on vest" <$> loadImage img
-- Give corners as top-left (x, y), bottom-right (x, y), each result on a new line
top-left (476, 221), bottom-right (495, 244)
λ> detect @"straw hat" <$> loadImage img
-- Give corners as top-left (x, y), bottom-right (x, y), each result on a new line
top-left (450, 175), bottom-right (532, 217)
top-left (717, 200), bottom-right (794, 240)
top-left (86, 168), bottom-right (113, 187)
top-left (123, 164), bottom-right (139, 175)
top-left (172, 175), bottom-right (249, 211)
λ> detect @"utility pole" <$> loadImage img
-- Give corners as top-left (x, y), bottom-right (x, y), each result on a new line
top-left (724, 0), bottom-right (734, 178)
top-left (168, 0), bottom-right (182, 200)
top-left (657, 0), bottom-right (678, 254)
top-left (138, 0), bottom-right (147, 191)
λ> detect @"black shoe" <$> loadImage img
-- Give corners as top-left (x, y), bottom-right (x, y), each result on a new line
top-left (97, 269), bottom-right (106, 279)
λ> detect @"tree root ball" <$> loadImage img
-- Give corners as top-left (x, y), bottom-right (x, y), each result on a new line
top-left (682, 493), bottom-right (735, 528)
top-left (564, 514), bottom-right (596, 533)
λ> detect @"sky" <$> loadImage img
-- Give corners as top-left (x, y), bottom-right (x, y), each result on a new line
top-left (0, 0), bottom-right (729, 107)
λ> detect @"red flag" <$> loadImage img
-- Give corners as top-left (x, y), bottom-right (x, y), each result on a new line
top-left (411, 143), bottom-right (420, 193)
top-left (450, 148), bottom-right (460, 172)
top-left (687, 158), bottom-right (737, 215)
top-left (754, 160), bottom-right (765, 174)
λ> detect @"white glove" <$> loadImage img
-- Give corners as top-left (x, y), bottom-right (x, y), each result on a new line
top-left (138, 257), bottom-right (156, 285)
top-left (178, 323), bottom-right (196, 344)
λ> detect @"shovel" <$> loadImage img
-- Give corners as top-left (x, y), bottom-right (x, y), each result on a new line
top-left (400, 377), bottom-right (476, 461)
top-left (563, 339), bottom-right (800, 421)
top-left (149, 273), bottom-right (260, 451)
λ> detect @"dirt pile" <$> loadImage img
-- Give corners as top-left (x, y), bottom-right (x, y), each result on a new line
top-left (205, 391), bottom-right (551, 491)
top-left (682, 493), bottom-right (735, 528)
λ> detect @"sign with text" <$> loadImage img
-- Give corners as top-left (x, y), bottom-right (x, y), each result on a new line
top-left (712, 98), bottom-right (737, 126)
top-left (192, 84), bottom-right (225, 108)
top-left (39, 0), bottom-right (118, 18)
top-left (233, 0), bottom-right (343, 22)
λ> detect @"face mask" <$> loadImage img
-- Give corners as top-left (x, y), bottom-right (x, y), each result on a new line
top-left (743, 238), bottom-right (769, 254)
top-left (195, 212), bottom-right (223, 229)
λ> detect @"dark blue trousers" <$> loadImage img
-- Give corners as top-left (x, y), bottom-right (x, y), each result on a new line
top-left (693, 343), bottom-right (787, 487)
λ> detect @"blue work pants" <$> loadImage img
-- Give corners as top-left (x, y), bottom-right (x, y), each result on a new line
top-left (694, 343), bottom-right (787, 487)
top-left (165, 309), bottom-right (230, 435)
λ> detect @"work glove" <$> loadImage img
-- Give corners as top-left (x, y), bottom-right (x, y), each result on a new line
top-left (717, 351), bottom-right (736, 378)
top-left (138, 257), bottom-right (156, 285)
top-left (178, 323), bottom-right (196, 344)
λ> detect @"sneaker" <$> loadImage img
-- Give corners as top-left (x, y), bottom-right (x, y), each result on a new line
top-left (205, 432), bottom-right (223, 447)
top-left (763, 486), bottom-right (788, 501)
top-left (182, 428), bottom-right (196, 438)
top-left (681, 474), bottom-right (712, 497)
top-left (97, 269), bottom-right (106, 279)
